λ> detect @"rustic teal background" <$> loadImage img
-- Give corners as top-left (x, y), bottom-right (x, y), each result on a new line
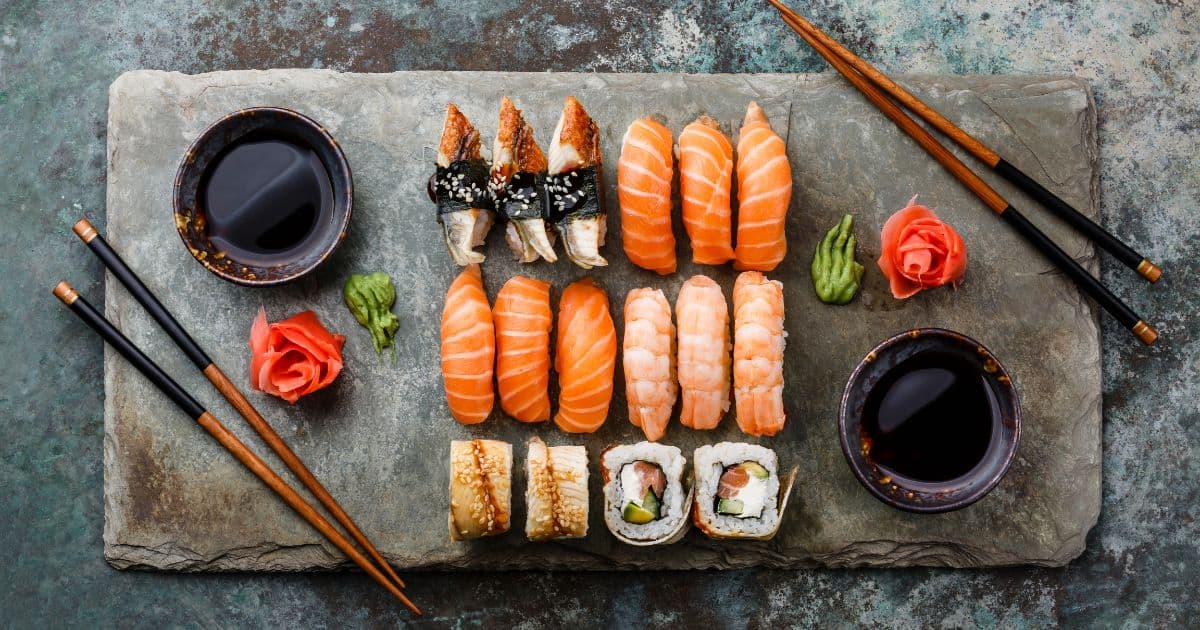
top-left (1, 0), bottom-right (1195, 627)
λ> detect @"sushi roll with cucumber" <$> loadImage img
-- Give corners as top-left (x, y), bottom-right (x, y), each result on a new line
top-left (601, 442), bottom-right (692, 546)
top-left (692, 442), bottom-right (797, 540)
top-left (525, 437), bottom-right (589, 541)
top-left (448, 439), bottom-right (513, 541)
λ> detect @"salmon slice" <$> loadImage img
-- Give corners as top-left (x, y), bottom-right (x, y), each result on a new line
top-left (440, 264), bottom-right (495, 424)
top-left (675, 275), bottom-right (731, 429)
top-left (623, 288), bottom-right (677, 441)
top-left (734, 102), bottom-right (792, 271)
top-left (554, 277), bottom-right (617, 433)
top-left (678, 117), bottom-right (735, 265)
top-left (732, 271), bottom-right (786, 436)
top-left (493, 276), bottom-right (552, 422)
top-left (618, 117), bottom-right (676, 275)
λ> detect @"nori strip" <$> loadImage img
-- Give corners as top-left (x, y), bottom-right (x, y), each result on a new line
top-left (545, 166), bottom-right (601, 226)
top-left (430, 159), bottom-right (492, 218)
top-left (495, 171), bottom-right (545, 221)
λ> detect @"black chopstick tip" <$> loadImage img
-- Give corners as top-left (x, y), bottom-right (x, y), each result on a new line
top-left (73, 218), bottom-right (99, 244)
top-left (1137, 259), bottom-right (1162, 283)
top-left (53, 281), bottom-right (78, 306)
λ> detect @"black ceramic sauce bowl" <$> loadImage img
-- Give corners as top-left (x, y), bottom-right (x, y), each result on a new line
top-left (173, 107), bottom-right (352, 286)
top-left (838, 328), bottom-right (1021, 513)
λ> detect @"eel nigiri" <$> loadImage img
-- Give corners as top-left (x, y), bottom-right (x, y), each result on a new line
top-left (432, 104), bottom-right (494, 266)
top-left (675, 275), bottom-right (731, 429)
top-left (491, 97), bottom-right (557, 263)
top-left (547, 96), bottom-right (607, 269)
top-left (678, 117), bottom-right (735, 265)
top-left (555, 277), bottom-right (616, 433)
top-left (493, 276), bottom-right (552, 423)
top-left (623, 288), bottom-right (677, 442)
top-left (618, 117), bottom-right (676, 275)
top-left (440, 264), bottom-right (494, 424)
top-left (734, 102), bottom-right (792, 271)
top-left (732, 271), bottom-right (786, 436)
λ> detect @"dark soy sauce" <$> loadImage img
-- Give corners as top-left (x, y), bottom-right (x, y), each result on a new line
top-left (201, 135), bottom-right (335, 265)
top-left (862, 351), bottom-right (1000, 482)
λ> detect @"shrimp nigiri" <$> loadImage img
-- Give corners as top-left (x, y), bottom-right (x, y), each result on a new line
top-left (618, 117), bottom-right (676, 275)
top-left (732, 271), bottom-right (786, 436)
top-left (440, 264), bottom-right (494, 424)
top-left (675, 275), bottom-right (731, 429)
top-left (555, 277), bottom-right (616, 433)
top-left (432, 104), bottom-right (494, 266)
top-left (547, 96), bottom-right (607, 269)
top-left (491, 96), bottom-right (557, 263)
top-left (734, 102), bottom-right (792, 271)
top-left (678, 117), bottom-right (735, 265)
top-left (623, 288), bottom-right (677, 441)
top-left (493, 276), bottom-right (552, 422)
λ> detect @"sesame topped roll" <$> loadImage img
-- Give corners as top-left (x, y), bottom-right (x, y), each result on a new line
top-left (449, 439), bottom-right (513, 541)
top-left (525, 437), bottom-right (589, 541)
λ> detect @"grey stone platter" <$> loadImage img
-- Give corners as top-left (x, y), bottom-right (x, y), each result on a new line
top-left (104, 70), bottom-right (1100, 571)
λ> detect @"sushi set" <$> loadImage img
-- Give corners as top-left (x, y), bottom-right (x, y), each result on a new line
top-left (94, 69), bottom-right (1109, 577)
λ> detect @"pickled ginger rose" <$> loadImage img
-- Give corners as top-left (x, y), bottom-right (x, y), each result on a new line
top-left (250, 308), bottom-right (345, 403)
top-left (877, 196), bottom-right (967, 299)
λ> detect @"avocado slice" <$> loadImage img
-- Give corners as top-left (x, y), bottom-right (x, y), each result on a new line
top-left (641, 488), bottom-right (662, 520)
top-left (741, 461), bottom-right (769, 480)
top-left (717, 497), bottom-right (745, 515)
top-left (622, 501), bottom-right (656, 524)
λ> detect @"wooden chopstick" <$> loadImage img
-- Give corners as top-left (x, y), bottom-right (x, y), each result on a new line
top-left (767, 0), bottom-right (1161, 283)
top-left (52, 281), bottom-right (420, 615)
top-left (72, 218), bottom-right (409, 592)
top-left (767, 2), bottom-right (1158, 345)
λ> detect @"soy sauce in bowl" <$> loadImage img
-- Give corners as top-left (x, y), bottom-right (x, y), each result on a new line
top-left (860, 351), bottom-right (1000, 483)
top-left (201, 135), bottom-right (335, 266)
top-left (839, 328), bottom-right (1021, 513)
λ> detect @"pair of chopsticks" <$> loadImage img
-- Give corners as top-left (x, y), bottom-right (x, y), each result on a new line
top-left (57, 219), bottom-right (419, 614)
top-left (767, 0), bottom-right (1160, 345)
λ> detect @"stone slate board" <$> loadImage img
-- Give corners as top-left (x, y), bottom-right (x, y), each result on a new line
top-left (103, 70), bottom-right (1100, 571)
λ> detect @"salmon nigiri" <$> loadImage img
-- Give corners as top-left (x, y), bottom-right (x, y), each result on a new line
top-left (732, 271), bottom-right (786, 436)
top-left (734, 102), bottom-right (792, 271)
top-left (678, 117), bottom-right (735, 265)
top-left (493, 276), bottom-right (552, 422)
top-left (623, 288), bottom-right (677, 441)
top-left (618, 117), bottom-right (676, 275)
top-left (554, 277), bottom-right (617, 433)
top-left (440, 264), bottom-right (495, 424)
top-left (675, 275), bottom-right (731, 429)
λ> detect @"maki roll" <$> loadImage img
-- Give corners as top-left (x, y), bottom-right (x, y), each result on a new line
top-left (490, 96), bottom-right (557, 263)
top-left (525, 437), bottom-right (589, 541)
top-left (601, 442), bottom-right (691, 546)
top-left (692, 442), bottom-right (797, 540)
top-left (432, 104), bottom-right (494, 266)
top-left (449, 439), bottom-right (512, 541)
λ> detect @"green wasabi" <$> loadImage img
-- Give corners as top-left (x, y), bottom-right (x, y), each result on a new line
top-left (811, 214), bottom-right (865, 305)
top-left (343, 272), bottom-right (400, 354)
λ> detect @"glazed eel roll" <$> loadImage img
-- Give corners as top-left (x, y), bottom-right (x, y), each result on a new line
top-left (692, 442), bottom-right (797, 540)
top-left (525, 437), bottom-right (589, 541)
top-left (602, 442), bottom-right (691, 545)
top-left (432, 103), bottom-right (494, 266)
top-left (491, 96), bottom-right (557, 263)
top-left (449, 439), bottom-right (512, 540)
